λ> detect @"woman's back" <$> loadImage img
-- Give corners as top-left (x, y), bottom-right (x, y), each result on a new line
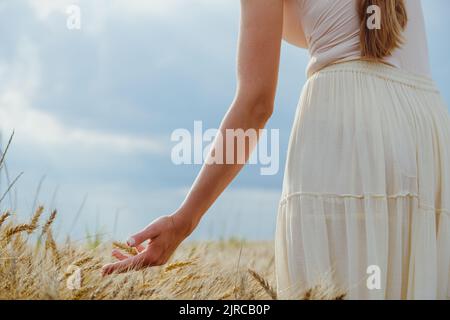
top-left (283, 0), bottom-right (431, 77)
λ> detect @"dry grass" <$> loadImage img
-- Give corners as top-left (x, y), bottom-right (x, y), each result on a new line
top-left (0, 208), bottom-right (345, 300)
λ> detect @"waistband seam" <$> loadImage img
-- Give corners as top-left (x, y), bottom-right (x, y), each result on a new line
top-left (309, 61), bottom-right (438, 93)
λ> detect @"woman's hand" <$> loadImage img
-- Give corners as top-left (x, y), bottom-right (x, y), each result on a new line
top-left (101, 212), bottom-right (192, 275)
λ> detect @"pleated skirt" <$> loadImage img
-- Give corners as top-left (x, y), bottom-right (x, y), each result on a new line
top-left (275, 60), bottom-right (450, 300)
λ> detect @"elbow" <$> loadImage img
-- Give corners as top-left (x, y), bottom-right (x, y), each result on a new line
top-left (235, 94), bottom-right (274, 125)
top-left (253, 100), bottom-right (274, 124)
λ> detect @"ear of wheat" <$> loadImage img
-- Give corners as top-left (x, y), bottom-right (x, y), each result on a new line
top-left (41, 210), bottom-right (57, 236)
top-left (2, 224), bottom-right (35, 241)
top-left (165, 261), bottom-right (193, 272)
top-left (73, 256), bottom-right (94, 267)
top-left (45, 229), bottom-right (59, 263)
top-left (248, 268), bottom-right (277, 300)
top-left (302, 281), bottom-right (346, 300)
top-left (0, 211), bottom-right (11, 228)
top-left (112, 242), bottom-right (138, 256)
top-left (28, 206), bottom-right (44, 234)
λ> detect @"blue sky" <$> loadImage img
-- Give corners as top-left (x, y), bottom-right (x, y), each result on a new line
top-left (0, 0), bottom-right (449, 241)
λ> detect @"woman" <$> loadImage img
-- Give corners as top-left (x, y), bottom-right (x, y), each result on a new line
top-left (102, 0), bottom-right (450, 300)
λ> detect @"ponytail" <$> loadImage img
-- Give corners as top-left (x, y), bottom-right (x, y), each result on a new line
top-left (359, 0), bottom-right (408, 60)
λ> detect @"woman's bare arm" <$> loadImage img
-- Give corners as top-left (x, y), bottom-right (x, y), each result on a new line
top-left (102, 0), bottom-right (284, 275)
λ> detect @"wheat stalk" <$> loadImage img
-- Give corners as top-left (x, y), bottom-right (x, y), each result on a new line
top-left (28, 206), bottom-right (44, 233)
top-left (219, 286), bottom-right (239, 300)
top-left (302, 281), bottom-right (346, 300)
top-left (165, 261), bottom-right (193, 272)
top-left (90, 280), bottom-right (113, 300)
top-left (248, 268), bottom-right (277, 300)
top-left (175, 274), bottom-right (202, 286)
top-left (2, 224), bottom-right (35, 241)
top-left (112, 242), bottom-right (138, 256)
top-left (73, 256), bottom-right (94, 267)
top-left (45, 229), bottom-right (59, 263)
top-left (0, 211), bottom-right (11, 228)
top-left (41, 210), bottom-right (57, 236)
top-left (0, 130), bottom-right (14, 169)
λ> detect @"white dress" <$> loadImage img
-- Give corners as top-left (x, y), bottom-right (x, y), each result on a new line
top-left (276, 0), bottom-right (450, 299)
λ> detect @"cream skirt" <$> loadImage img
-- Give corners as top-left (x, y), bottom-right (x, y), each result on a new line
top-left (275, 61), bottom-right (450, 300)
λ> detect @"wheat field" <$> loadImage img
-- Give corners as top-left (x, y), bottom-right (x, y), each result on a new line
top-left (0, 207), bottom-right (345, 300)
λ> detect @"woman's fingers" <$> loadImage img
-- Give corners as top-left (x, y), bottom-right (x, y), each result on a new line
top-left (102, 253), bottom-right (148, 276)
top-left (127, 218), bottom-right (163, 247)
top-left (112, 249), bottom-right (129, 261)
top-left (102, 216), bottom-right (177, 276)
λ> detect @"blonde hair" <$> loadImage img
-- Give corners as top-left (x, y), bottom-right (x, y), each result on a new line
top-left (359, 0), bottom-right (408, 60)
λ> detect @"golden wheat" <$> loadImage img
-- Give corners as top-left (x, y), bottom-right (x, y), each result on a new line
top-left (0, 211), bottom-right (11, 228)
top-left (28, 206), bottom-right (44, 234)
top-left (45, 229), bottom-right (60, 263)
top-left (2, 224), bottom-right (35, 241)
top-left (248, 268), bottom-right (277, 300)
top-left (72, 256), bottom-right (94, 267)
top-left (165, 261), bottom-right (194, 272)
top-left (0, 208), bottom-right (345, 300)
top-left (41, 210), bottom-right (57, 236)
top-left (112, 242), bottom-right (138, 256)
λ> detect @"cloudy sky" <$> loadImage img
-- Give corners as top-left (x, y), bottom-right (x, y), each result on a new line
top-left (0, 0), bottom-right (449, 241)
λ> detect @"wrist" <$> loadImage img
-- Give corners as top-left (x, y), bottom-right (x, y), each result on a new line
top-left (171, 208), bottom-right (199, 238)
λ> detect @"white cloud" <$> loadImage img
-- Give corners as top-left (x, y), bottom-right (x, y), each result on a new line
top-left (23, 0), bottom-right (239, 42)
top-left (27, 0), bottom-right (173, 20)
top-left (27, 0), bottom-right (71, 20)
top-left (0, 90), bottom-right (164, 155)
top-left (0, 37), bottom-right (164, 156)
top-left (27, 0), bottom-right (234, 21)
top-left (23, 0), bottom-right (236, 40)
